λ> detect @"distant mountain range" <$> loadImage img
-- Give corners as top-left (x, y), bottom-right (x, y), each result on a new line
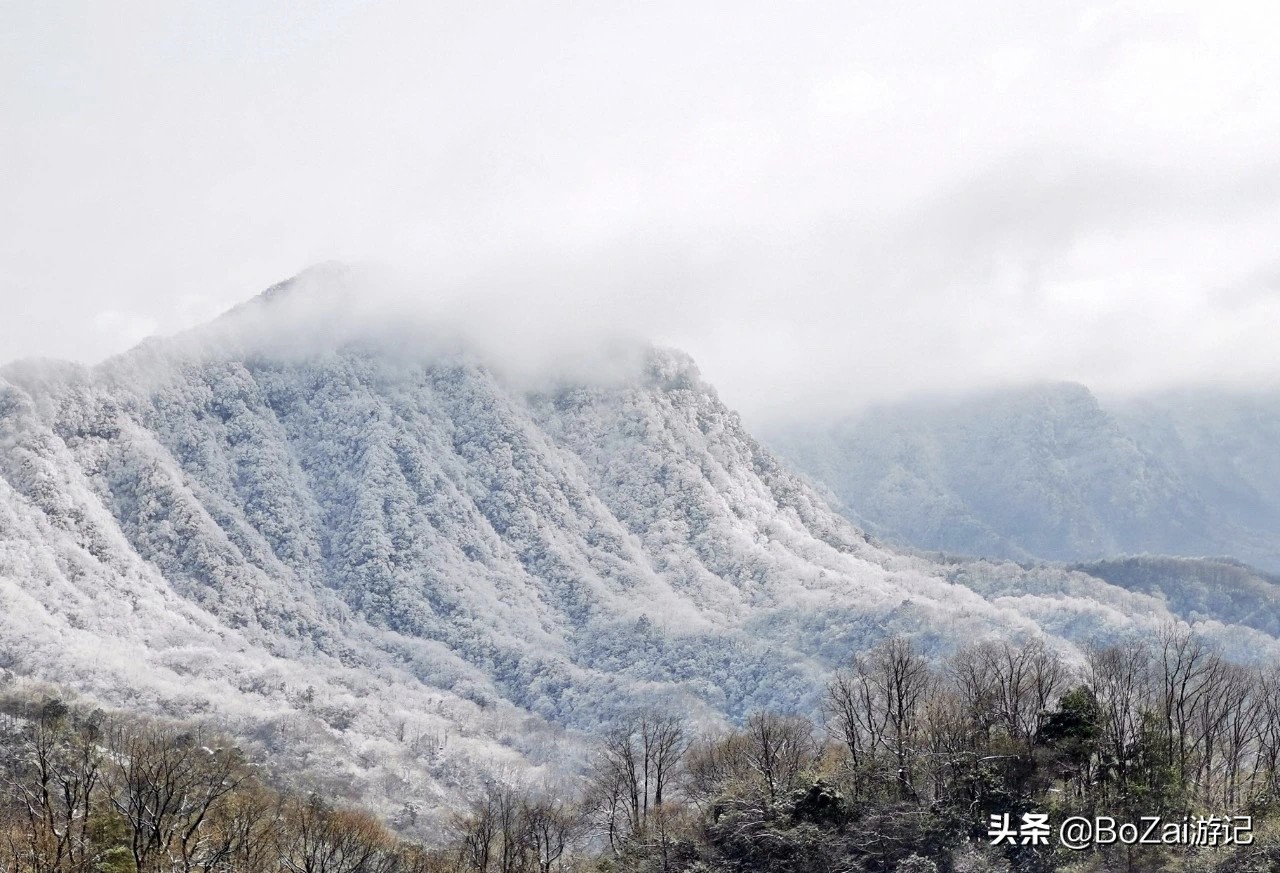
top-left (763, 381), bottom-right (1280, 571)
top-left (2, 266), bottom-right (1277, 832)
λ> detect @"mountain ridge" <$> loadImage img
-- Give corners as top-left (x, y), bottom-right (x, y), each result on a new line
top-left (3, 269), bottom-right (1278, 832)
top-left (764, 380), bottom-right (1280, 571)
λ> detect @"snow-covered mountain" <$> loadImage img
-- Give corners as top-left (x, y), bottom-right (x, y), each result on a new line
top-left (1114, 388), bottom-right (1280, 565)
top-left (3, 268), bottom-right (1277, 831)
top-left (765, 382), bottom-right (1280, 571)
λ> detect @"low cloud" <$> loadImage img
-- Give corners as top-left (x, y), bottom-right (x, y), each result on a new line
top-left (4, 0), bottom-right (1280, 423)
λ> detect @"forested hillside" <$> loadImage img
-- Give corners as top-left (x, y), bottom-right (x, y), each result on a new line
top-left (8, 626), bottom-right (1279, 873)
top-left (3, 268), bottom-right (1278, 838)
top-left (765, 383), bottom-right (1280, 571)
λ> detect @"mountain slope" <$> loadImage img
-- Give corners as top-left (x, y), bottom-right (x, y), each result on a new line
top-left (765, 382), bottom-right (1280, 570)
top-left (1113, 388), bottom-right (1280, 566)
top-left (3, 269), bottom-right (1278, 831)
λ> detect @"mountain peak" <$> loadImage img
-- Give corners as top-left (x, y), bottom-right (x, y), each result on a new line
top-left (255, 261), bottom-right (355, 306)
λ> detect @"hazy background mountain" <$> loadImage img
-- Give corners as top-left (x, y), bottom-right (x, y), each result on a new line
top-left (763, 381), bottom-right (1280, 571)
top-left (5, 269), bottom-right (1278, 834)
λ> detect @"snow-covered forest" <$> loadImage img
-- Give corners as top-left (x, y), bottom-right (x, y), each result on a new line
top-left (8, 626), bottom-right (1280, 872)
top-left (2, 270), bottom-right (1279, 838)
top-left (764, 383), bottom-right (1280, 571)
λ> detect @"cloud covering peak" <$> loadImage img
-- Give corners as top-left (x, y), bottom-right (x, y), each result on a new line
top-left (4, 0), bottom-right (1280, 421)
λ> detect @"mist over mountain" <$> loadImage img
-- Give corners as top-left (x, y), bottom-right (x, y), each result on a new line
top-left (3, 269), bottom-right (1278, 833)
top-left (764, 381), bottom-right (1280, 571)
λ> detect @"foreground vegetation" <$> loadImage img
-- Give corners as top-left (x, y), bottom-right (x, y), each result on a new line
top-left (5, 626), bottom-right (1280, 872)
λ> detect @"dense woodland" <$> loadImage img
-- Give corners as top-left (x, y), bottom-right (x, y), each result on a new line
top-left (8, 336), bottom-right (1280, 826)
top-left (5, 626), bottom-right (1280, 873)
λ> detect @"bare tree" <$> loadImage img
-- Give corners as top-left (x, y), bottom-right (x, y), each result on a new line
top-left (102, 722), bottom-right (250, 873)
top-left (522, 794), bottom-right (576, 873)
top-left (681, 730), bottom-right (752, 809)
top-left (829, 636), bottom-right (933, 800)
top-left (1256, 665), bottom-right (1280, 798)
top-left (455, 784), bottom-right (500, 873)
top-left (587, 711), bottom-right (688, 848)
top-left (948, 639), bottom-right (1069, 750)
top-left (5, 699), bottom-right (103, 873)
top-left (200, 784), bottom-right (286, 873)
top-left (1086, 639), bottom-right (1153, 794)
top-left (1155, 623), bottom-right (1217, 788)
top-left (741, 712), bottom-right (818, 805)
top-left (824, 661), bottom-right (884, 796)
top-left (1214, 662), bottom-right (1262, 809)
top-left (948, 644), bottom-right (999, 742)
top-left (281, 795), bottom-right (398, 873)
top-left (918, 687), bottom-right (976, 804)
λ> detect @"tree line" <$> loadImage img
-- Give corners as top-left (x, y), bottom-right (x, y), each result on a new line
top-left (6, 625), bottom-right (1280, 872)
top-left (449, 626), bottom-right (1280, 872)
top-left (0, 693), bottom-right (452, 873)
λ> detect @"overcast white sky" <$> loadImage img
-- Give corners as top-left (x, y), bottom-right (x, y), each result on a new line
top-left (4, 0), bottom-right (1280, 422)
